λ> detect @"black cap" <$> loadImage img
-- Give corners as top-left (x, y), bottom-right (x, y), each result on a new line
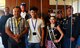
top-left (20, 3), bottom-right (26, 6)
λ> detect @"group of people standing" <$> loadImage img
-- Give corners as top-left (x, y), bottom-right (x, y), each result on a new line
top-left (0, 2), bottom-right (80, 48)
top-left (0, 3), bottom-right (45, 48)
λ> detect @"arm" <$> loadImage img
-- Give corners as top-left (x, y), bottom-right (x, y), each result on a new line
top-left (41, 27), bottom-right (44, 46)
top-left (5, 18), bottom-right (15, 39)
top-left (19, 27), bottom-right (28, 38)
top-left (41, 27), bottom-right (44, 42)
top-left (5, 26), bottom-right (20, 43)
top-left (56, 25), bottom-right (64, 42)
top-left (40, 19), bottom-right (45, 46)
top-left (71, 17), bottom-right (80, 41)
top-left (5, 26), bottom-right (15, 39)
top-left (18, 20), bottom-right (29, 38)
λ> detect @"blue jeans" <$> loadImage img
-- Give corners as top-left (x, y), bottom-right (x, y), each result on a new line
top-left (25, 38), bottom-right (28, 48)
top-left (28, 43), bottom-right (40, 48)
top-left (77, 36), bottom-right (80, 46)
top-left (25, 34), bottom-right (28, 48)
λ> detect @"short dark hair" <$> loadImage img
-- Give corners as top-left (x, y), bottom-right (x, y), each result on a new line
top-left (30, 6), bottom-right (38, 12)
top-left (66, 6), bottom-right (73, 10)
top-left (13, 6), bottom-right (21, 11)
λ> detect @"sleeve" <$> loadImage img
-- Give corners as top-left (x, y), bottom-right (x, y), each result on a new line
top-left (41, 19), bottom-right (45, 28)
top-left (72, 17), bottom-right (80, 39)
top-left (24, 19), bottom-right (29, 28)
top-left (5, 18), bottom-right (11, 28)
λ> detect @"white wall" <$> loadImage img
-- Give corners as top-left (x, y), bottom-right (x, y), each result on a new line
top-left (49, 0), bottom-right (73, 5)
top-left (0, 0), bottom-right (5, 10)
top-left (72, 1), bottom-right (80, 14)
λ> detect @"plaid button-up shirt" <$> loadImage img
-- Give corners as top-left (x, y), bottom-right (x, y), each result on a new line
top-left (5, 16), bottom-right (27, 35)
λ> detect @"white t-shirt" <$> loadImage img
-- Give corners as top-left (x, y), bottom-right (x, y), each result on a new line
top-left (20, 12), bottom-right (27, 18)
top-left (27, 18), bottom-right (45, 43)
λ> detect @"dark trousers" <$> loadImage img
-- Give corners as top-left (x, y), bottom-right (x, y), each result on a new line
top-left (62, 36), bottom-right (76, 48)
top-left (8, 37), bottom-right (25, 48)
top-left (2, 35), bottom-right (8, 48)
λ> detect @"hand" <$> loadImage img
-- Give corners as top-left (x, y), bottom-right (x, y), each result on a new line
top-left (15, 34), bottom-right (20, 39)
top-left (54, 40), bottom-right (59, 43)
top-left (13, 36), bottom-right (19, 43)
top-left (13, 34), bottom-right (21, 43)
top-left (70, 37), bottom-right (75, 42)
top-left (40, 41), bottom-right (43, 47)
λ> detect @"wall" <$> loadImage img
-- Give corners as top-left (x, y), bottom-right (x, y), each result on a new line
top-left (5, 0), bottom-right (49, 14)
top-left (72, 1), bottom-right (80, 14)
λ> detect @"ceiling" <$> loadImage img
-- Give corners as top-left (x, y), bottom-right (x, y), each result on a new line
top-left (49, 0), bottom-right (78, 5)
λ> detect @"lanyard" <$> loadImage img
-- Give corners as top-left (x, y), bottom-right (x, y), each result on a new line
top-left (15, 18), bottom-right (21, 27)
top-left (31, 19), bottom-right (37, 31)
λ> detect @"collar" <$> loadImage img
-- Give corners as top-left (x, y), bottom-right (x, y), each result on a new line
top-left (13, 16), bottom-right (22, 20)
top-left (21, 12), bottom-right (26, 14)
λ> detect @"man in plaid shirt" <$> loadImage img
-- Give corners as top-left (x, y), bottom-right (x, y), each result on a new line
top-left (5, 6), bottom-right (28, 48)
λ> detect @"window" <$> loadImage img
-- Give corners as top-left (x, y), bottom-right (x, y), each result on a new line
top-left (0, 0), bottom-right (5, 16)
